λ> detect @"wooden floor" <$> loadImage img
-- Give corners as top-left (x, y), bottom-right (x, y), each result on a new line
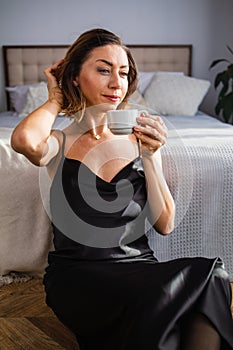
top-left (0, 279), bottom-right (233, 350)
top-left (0, 278), bottom-right (80, 350)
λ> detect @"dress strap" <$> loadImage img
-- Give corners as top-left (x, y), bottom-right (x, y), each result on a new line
top-left (137, 138), bottom-right (141, 158)
top-left (60, 130), bottom-right (66, 157)
top-left (46, 130), bottom-right (66, 180)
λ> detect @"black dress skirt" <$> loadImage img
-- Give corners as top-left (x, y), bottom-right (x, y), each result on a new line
top-left (43, 135), bottom-right (233, 350)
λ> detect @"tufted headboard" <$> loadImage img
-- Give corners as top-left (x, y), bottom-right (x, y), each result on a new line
top-left (3, 44), bottom-right (192, 108)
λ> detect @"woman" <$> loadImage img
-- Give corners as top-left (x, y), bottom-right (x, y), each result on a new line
top-left (11, 28), bottom-right (233, 350)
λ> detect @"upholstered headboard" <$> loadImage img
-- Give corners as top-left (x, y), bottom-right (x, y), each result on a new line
top-left (128, 45), bottom-right (192, 75)
top-left (3, 44), bottom-right (192, 108)
top-left (3, 45), bottom-right (69, 87)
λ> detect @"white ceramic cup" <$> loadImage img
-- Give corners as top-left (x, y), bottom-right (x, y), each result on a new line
top-left (107, 109), bottom-right (147, 135)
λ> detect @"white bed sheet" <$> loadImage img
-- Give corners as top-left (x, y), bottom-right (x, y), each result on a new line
top-left (0, 111), bottom-right (71, 129)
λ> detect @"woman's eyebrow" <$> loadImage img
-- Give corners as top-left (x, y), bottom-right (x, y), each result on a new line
top-left (95, 59), bottom-right (128, 69)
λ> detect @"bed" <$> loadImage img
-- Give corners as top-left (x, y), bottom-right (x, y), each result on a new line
top-left (1, 44), bottom-right (233, 283)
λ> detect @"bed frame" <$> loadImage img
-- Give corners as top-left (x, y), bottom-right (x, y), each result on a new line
top-left (3, 44), bottom-right (192, 109)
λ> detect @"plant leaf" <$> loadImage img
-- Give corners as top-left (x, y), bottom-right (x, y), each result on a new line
top-left (215, 100), bottom-right (223, 116)
top-left (223, 107), bottom-right (231, 123)
top-left (219, 84), bottom-right (229, 98)
top-left (227, 45), bottom-right (233, 56)
top-left (218, 91), bottom-right (233, 122)
top-left (227, 64), bottom-right (233, 78)
top-left (214, 70), bottom-right (229, 89)
top-left (224, 91), bottom-right (233, 109)
top-left (209, 58), bottom-right (229, 69)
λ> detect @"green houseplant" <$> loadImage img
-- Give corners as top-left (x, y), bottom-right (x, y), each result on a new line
top-left (209, 45), bottom-right (233, 123)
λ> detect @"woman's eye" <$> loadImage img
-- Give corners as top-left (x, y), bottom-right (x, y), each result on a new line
top-left (98, 68), bottom-right (110, 74)
top-left (120, 72), bottom-right (129, 78)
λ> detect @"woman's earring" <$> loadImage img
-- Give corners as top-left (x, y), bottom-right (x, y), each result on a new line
top-left (73, 80), bottom-right (79, 87)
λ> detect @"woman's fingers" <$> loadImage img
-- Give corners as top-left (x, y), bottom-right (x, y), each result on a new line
top-left (134, 113), bottom-right (167, 154)
top-left (44, 59), bottom-right (64, 108)
top-left (134, 126), bottom-right (167, 145)
top-left (136, 114), bottom-right (167, 137)
top-left (134, 123), bottom-right (167, 143)
top-left (44, 59), bottom-right (64, 78)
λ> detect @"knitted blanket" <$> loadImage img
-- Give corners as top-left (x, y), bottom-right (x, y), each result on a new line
top-left (148, 114), bottom-right (233, 280)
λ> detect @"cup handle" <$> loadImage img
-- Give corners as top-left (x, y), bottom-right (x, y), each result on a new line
top-left (139, 109), bottom-right (148, 117)
top-left (137, 109), bottom-right (148, 126)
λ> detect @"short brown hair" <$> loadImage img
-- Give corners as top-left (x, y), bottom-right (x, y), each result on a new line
top-left (56, 28), bottom-right (138, 118)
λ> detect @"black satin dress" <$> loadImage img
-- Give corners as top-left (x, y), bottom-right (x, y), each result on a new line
top-left (43, 133), bottom-right (233, 350)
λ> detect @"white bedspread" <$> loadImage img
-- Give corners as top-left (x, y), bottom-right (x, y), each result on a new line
top-left (0, 128), bottom-right (53, 276)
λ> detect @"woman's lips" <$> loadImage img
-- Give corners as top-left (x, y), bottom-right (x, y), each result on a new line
top-left (103, 95), bottom-right (120, 102)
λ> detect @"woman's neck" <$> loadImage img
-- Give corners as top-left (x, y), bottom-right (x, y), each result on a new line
top-left (77, 110), bottom-right (108, 139)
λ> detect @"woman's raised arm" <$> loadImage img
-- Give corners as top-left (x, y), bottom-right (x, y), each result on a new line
top-left (11, 59), bottom-right (64, 166)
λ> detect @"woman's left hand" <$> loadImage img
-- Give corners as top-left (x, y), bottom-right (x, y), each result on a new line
top-left (133, 112), bottom-right (168, 155)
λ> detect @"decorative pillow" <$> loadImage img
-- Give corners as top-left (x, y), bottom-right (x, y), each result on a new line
top-left (6, 82), bottom-right (47, 114)
top-left (138, 72), bottom-right (156, 95)
top-left (19, 82), bottom-right (48, 118)
top-left (144, 74), bottom-right (210, 116)
top-left (6, 84), bottom-right (31, 113)
top-left (137, 71), bottom-right (185, 95)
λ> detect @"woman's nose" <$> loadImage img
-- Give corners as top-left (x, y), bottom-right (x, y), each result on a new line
top-left (109, 72), bottom-right (121, 89)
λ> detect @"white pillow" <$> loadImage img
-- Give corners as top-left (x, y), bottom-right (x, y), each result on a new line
top-left (137, 71), bottom-right (184, 95)
top-left (19, 82), bottom-right (48, 118)
top-left (5, 83), bottom-right (42, 114)
top-left (144, 74), bottom-right (210, 116)
top-left (138, 72), bottom-right (156, 95)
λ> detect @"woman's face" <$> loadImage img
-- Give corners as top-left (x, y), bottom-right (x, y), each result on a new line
top-left (74, 45), bottom-right (129, 109)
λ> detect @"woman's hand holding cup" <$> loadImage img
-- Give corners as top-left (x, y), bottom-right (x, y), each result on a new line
top-left (134, 112), bottom-right (168, 155)
top-left (106, 109), bottom-right (167, 155)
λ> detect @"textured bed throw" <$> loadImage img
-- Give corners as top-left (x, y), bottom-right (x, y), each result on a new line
top-left (147, 114), bottom-right (233, 281)
top-left (0, 272), bottom-right (33, 287)
top-left (0, 128), bottom-right (53, 281)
